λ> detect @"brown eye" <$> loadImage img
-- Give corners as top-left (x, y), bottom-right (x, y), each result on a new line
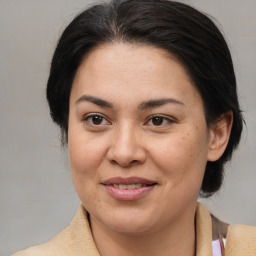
top-left (83, 114), bottom-right (110, 126)
top-left (146, 115), bottom-right (174, 127)
top-left (91, 115), bottom-right (103, 125)
top-left (151, 116), bottom-right (164, 126)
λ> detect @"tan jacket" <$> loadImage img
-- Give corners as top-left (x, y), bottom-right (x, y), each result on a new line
top-left (13, 203), bottom-right (256, 256)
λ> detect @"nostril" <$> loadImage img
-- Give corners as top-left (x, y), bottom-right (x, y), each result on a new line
top-left (106, 138), bottom-right (147, 166)
top-left (110, 159), bottom-right (140, 167)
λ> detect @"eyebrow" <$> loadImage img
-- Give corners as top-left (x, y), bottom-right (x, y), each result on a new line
top-left (75, 95), bottom-right (184, 110)
top-left (75, 95), bottom-right (113, 108)
top-left (138, 98), bottom-right (185, 110)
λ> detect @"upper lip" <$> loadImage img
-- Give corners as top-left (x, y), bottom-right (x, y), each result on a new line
top-left (102, 176), bottom-right (157, 185)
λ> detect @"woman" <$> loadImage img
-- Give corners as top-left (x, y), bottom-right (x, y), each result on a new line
top-left (13, 0), bottom-right (256, 255)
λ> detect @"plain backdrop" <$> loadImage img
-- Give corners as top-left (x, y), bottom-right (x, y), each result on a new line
top-left (0, 0), bottom-right (255, 255)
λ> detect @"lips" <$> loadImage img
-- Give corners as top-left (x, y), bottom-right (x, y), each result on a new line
top-left (102, 176), bottom-right (157, 186)
top-left (113, 184), bottom-right (146, 189)
top-left (101, 177), bottom-right (157, 201)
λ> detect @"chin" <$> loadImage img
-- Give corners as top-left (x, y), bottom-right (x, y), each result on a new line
top-left (97, 207), bottom-right (158, 235)
top-left (110, 220), bottom-right (155, 235)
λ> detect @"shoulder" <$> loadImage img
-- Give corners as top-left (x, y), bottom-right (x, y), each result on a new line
top-left (12, 204), bottom-right (100, 256)
top-left (225, 224), bottom-right (256, 255)
top-left (197, 203), bottom-right (256, 255)
top-left (12, 227), bottom-right (70, 256)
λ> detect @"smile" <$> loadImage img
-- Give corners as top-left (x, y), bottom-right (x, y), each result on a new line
top-left (112, 184), bottom-right (152, 189)
top-left (102, 177), bottom-right (157, 201)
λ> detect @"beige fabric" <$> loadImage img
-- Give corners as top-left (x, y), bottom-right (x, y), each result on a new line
top-left (13, 203), bottom-right (256, 256)
top-left (225, 224), bottom-right (256, 256)
top-left (196, 203), bottom-right (213, 256)
top-left (13, 205), bottom-right (100, 256)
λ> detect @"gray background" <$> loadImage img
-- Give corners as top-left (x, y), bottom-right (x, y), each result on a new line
top-left (0, 0), bottom-right (255, 255)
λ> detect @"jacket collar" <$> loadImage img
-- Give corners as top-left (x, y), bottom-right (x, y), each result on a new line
top-left (195, 203), bottom-right (213, 256)
top-left (69, 202), bottom-right (213, 256)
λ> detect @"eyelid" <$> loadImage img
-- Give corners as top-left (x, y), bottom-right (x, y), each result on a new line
top-left (145, 114), bottom-right (176, 126)
top-left (82, 113), bottom-right (111, 126)
top-left (81, 113), bottom-right (176, 128)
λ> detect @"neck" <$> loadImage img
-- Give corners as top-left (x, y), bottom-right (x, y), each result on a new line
top-left (90, 209), bottom-right (196, 256)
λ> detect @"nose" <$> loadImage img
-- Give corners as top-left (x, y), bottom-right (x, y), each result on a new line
top-left (106, 124), bottom-right (147, 167)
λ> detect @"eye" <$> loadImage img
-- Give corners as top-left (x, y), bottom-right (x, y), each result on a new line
top-left (83, 114), bottom-right (110, 126)
top-left (146, 115), bottom-right (174, 127)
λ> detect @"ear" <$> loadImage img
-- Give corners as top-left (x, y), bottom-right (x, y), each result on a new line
top-left (207, 111), bottom-right (233, 162)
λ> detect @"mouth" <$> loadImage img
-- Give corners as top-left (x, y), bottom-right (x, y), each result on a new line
top-left (101, 177), bottom-right (157, 201)
top-left (111, 183), bottom-right (156, 190)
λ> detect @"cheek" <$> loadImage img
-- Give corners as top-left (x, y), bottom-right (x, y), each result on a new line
top-left (68, 140), bottom-right (103, 204)
top-left (68, 130), bottom-right (106, 173)
top-left (68, 136), bottom-right (103, 203)
top-left (150, 128), bottom-right (209, 182)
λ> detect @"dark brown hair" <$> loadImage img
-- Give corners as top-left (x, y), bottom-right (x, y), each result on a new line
top-left (46, 0), bottom-right (243, 197)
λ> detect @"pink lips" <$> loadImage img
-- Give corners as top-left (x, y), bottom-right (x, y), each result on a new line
top-left (101, 177), bottom-right (157, 201)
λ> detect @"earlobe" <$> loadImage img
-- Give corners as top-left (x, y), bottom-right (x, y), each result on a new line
top-left (207, 111), bottom-right (233, 162)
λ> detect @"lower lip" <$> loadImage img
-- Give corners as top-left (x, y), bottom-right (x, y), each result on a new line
top-left (103, 185), bottom-right (156, 201)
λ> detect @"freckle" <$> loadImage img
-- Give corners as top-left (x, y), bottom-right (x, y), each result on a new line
top-left (196, 126), bottom-right (198, 130)
top-left (187, 133), bottom-right (189, 136)
top-left (182, 137), bottom-right (185, 140)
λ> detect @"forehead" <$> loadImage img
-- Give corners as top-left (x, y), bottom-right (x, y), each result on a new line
top-left (77, 43), bottom-right (185, 76)
top-left (71, 43), bottom-right (202, 107)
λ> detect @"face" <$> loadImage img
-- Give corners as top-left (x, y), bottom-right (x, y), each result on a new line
top-left (68, 43), bottom-right (214, 235)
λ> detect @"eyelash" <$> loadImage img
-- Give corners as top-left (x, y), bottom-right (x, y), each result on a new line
top-left (145, 114), bottom-right (175, 127)
top-left (82, 113), bottom-right (110, 126)
top-left (82, 113), bottom-right (175, 128)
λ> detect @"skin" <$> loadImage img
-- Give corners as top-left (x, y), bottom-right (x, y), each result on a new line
top-left (68, 43), bottom-right (232, 256)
